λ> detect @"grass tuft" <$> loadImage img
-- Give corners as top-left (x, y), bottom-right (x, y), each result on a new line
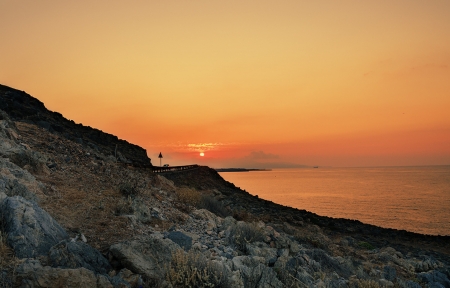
top-left (166, 249), bottom-right (232, 288)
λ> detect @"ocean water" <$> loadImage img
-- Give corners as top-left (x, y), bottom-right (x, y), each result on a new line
top-left (219, 166), bottom-right (450, 236)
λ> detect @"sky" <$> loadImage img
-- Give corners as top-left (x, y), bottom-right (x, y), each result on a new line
top-left (1, 0), bottom-right (449, 168)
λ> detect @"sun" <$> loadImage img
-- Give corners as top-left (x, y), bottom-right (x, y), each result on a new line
top-left (200, 152), bottom-right (205, 157)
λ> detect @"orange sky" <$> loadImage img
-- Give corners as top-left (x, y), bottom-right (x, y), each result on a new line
top-left (1, 1), bottom-right (449, 167)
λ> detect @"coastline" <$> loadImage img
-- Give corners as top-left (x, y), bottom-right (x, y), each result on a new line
top-left (214, 168), bottom-right (272, 172)
top-left (164, 167), bottom-right (450, 257)
top-left (218, 166), bottom-right (450, 237)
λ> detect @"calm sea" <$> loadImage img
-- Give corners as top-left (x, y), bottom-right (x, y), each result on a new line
top-left (219, 166), bottom-right (450, 236)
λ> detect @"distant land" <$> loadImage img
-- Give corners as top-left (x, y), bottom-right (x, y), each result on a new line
top-left (214, 168), bottom-right (272, 172)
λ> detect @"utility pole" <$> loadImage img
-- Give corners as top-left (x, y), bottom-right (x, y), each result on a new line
top-left (158, 152), bottom-right (163, 167)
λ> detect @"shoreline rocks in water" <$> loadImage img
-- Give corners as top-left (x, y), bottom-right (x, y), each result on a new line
top-left (1, 85), bottom-right (449, 287)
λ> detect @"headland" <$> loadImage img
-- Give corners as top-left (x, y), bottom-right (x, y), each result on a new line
top-left (0, 84), bottom-right (449, 287)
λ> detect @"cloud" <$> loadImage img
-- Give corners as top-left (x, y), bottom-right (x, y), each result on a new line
top-left (244, 151), bottom-right (280, 160)
top-left (187, 143), bottom-right (224, 151)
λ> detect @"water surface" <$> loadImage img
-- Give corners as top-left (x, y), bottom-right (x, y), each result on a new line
top-left (219, 166), bottom-right (450, 236)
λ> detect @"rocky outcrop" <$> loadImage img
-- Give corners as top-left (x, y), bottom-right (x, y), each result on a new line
top-left (109, 234), bottom-right (181, 280)
top-left (0, 85), bottom-right (151, 166)
top-left (0, 196), bottom-right (69, 258)
top-left (16, 259), bottom-right (113, 288)
top-left (48, 240), bottom-right (112, 275)
top-left (231, 256), bottom-right (283, 288)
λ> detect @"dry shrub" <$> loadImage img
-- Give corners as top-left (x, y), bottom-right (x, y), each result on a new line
top-left (0, 231), bottom-right (18, 288)
top-left (175, 188), bottom-right (201, 212)
top-left (353, 279), bottom-right (380, 288)
top-left (197, 194), bottom-right (230, 218)
top-left (118, 182), bottom-right (139, 197)
top-left (232, 209), bottom-right (250, 221)
top-left (226, 221), bottom-right (265, 252)
top-left (166, 249), bottom-right (232, 288)
top-left (114, 196), bottom-right (134, 215)
top-left (0, 231), bottom-right (13, 268)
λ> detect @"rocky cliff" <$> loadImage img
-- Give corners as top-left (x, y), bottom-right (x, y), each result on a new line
top-left (0, 84), bottom-right (151, 166)
top-left (1, 86), bottom-right (449, 288)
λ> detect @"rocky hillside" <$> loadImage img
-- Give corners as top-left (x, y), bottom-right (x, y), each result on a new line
top-left (1, 86), bottom-right (450, 287)
top-left (0, 84), bottom-right (151, 166)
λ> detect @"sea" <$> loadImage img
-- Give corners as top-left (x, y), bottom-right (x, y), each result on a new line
top-left (219, 166), bottom-right (450, 236)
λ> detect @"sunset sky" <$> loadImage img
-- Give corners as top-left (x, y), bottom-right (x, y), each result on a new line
top-left (1, 1), bottom-right (449, 168)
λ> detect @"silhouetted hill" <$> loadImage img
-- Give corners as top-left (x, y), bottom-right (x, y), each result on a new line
top-left (0, 84), bottom-right (151, 166)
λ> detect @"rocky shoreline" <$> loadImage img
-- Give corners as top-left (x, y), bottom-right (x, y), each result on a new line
top-left (1, 86), bottom-right (449, 287)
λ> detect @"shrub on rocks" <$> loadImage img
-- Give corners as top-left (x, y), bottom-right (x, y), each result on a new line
top-left (226, 221), bottom-right (265, 252)
top-left (175, 187), bottom-right (201, 212)
top-left (166, 249), bottom-right (233, 288)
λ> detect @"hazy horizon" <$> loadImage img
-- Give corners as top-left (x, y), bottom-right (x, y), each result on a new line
top-left (1, 1), bottom-right (449, 168)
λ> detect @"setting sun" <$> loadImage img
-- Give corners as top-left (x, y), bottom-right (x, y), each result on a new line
top-left (200, 152), bottom-right (205, 157)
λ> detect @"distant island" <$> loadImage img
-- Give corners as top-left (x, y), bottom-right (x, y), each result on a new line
top-left (214, 168), bottom-right (272, 172)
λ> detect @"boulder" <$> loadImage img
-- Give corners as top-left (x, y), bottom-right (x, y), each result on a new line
top-left (0, 196), bottom-right (68, 258)
top-left (48, 240), bottom-right (112, 274)
top-left (110, 235), bottom-right (181, 280)
top-left (167, 231), bottom-right (192, 251)
top-left (16, 259), bottom-right (113, 288)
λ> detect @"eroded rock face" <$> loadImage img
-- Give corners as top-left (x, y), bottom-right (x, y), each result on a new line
top-left (0, 196), bottom-right (69, 258)
top-left (48, 240), bottom-right (112, 275)
top-left (110, 234), bottom-right (181, 280)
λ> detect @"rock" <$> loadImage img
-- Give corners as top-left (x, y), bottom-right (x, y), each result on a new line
top-left (232, 256), bottom-right (283, 288)
top-left (167, 231), bottom-right (192, 251)
top-left (0, 196), bottom-right (69, 258)
top-left (289, 240), bottom-right (301, 254)
top-left (110, 268), bottom-right (142, 288)
top-left (383, 265), bottom-right (397, 281)
top-left (399, 280), bottom-right (422, 288)
top-left (220, 216), bottom-right (237, 232)
top-left (246, 242), bottom-right (277, 265)
top-left (378, 278), bottom-right (394, 287)
top-left (48, 240), bottom-right (112, 274)
top-left (417, 270), bottom-right (450, 287)
top-left (0, 156), bottom-right (47, 202)
top-left (192, 208), bottom-right (222, 226)
top-left (131, 199), bottom-right (152, 224)
top-left (304, 249), bottom-right (353, 278)
top-left (0, 190), bottom-right (7, 204)
top-left (16, 259), bottom-right (113, 288)
top-left (110, 235), bottom-right (181, 280)
top-left (1, 176), bottom-right (38, 203)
